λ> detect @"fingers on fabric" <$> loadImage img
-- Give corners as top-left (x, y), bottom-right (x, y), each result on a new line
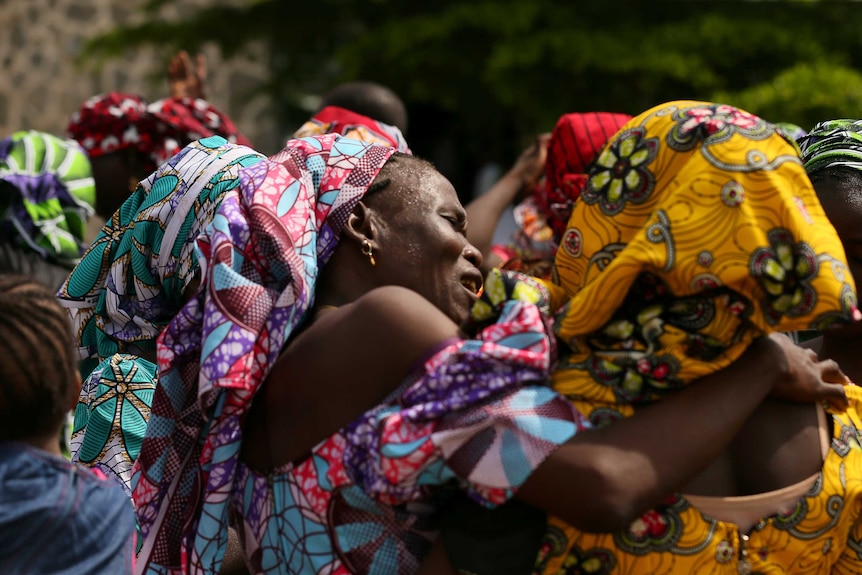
top-left (769, 341), bottom-right (844, 405)
top-left (819, 359), bottom-right (850, 384)
top-left (817, 360), bottom-right (850, 410)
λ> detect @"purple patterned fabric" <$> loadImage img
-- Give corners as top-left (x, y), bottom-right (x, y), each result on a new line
top-left (231, 299), bottom-right (585, 574)
top-left (131, 135), bottom-right (396, 574)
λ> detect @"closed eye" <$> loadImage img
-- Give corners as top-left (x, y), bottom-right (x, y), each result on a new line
top-left (443, 214), bottom-right (468, 236)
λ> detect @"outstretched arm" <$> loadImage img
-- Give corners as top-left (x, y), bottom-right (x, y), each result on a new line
top-left (516, 333), bottom-right (849, 532)
top-left (465, 135), bottom-right (550, 272)
top-left (167, 50), bottom-right (208, 100)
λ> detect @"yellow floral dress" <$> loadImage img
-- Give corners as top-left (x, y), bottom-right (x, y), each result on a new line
top-left (535, 387), bottom-right (862, 574)
top-left (535, 100), bottom-right (861, 574)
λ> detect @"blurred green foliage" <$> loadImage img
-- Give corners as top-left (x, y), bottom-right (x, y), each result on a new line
top-left (83, 0), bottom-right (862, 192)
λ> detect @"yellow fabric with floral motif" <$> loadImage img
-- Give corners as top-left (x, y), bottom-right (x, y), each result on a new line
top-left (549, 100), bottom-right (856, 419)
top-left (535, 386), bottom-right (862, 574)
top-left (538, 100), bottom-right (860, 574)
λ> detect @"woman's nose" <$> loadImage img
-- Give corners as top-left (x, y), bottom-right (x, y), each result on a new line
top-left (462, 242), bottom-right (483, 268)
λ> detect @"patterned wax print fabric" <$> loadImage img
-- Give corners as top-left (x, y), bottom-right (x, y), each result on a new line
top-left (131, 134), bottom-right (398, 574)
top-left (0, 130), bottom-right (95, 266)
top-left (538, 112), bottom-right (633, 242)
top-left (775, 122), bottom-right (808, 145)
top-left (492, 113), bottom-right (632, 274)
top-left (533, 386), bottom-right (862, 575)
top-left (57, 136), bottom-right (264, 376)
top-left (233, 273), bottom-right (585, 575)
top-left (67, 92), bottom-right (253, 174)
top-left (71, 354), bottom-right (158, 494)
top-left (293, 105), bottom-right (412, 153)
top-left (798, 119), bottom-right (862, 175)
top-left (535, 100), bottom-right (860, 573)
top-left (56, 136), bottom-right (262, 498)
top-left (0, 442), bottom-right (136, 574)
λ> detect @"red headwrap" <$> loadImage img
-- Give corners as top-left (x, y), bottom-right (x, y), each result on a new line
top-left (539, 112), bottom-right (632, 240)
top-left (67, 92), bottom-right (252, 173)
top-left (293, 106), bottom-right (411, 153)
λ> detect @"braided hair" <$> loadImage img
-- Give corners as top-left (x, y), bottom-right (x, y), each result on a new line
top-left (0, 274), bottom-right (78, 441)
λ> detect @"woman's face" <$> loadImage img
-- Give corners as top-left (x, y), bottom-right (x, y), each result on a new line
top-left (369, 166), bottom-right (483, 324)
top-left (816, 176), bottom-right (862, 335)
top-left (817, 178), bottom-right (862, 290)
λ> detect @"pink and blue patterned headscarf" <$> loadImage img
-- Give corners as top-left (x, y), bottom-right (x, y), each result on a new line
top-left (131, 134), bottom-right (395, 574)
top-left (56, 136), bottom-right (265, 495)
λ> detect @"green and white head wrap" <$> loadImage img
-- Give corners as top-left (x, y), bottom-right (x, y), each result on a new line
top-left (799, 119), bottom-right (862, 175)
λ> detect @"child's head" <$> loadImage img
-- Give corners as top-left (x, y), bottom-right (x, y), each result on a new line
top-left (0, 274), bottom-right (79, 442)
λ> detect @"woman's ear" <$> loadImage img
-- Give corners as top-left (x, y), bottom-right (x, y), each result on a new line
top-left (342, 201), bottom-right (376, 247)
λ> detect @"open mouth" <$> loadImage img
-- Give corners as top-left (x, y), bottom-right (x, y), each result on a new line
top-left (460, 277), bottom-right (481, 295)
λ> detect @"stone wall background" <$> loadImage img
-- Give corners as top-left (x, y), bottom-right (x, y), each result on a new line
top-left (0, 0), bottom-right (282, 155)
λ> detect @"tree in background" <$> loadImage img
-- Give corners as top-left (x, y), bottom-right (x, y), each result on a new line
top-left (82, 0), bottom-right (862, 197)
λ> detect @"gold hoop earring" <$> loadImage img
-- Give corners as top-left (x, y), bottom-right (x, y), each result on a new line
top-left (361, 239), bottom-right (376, 266)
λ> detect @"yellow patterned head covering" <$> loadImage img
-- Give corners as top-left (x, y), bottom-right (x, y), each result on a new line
top-left (548, 100), bottom-right (858, 422)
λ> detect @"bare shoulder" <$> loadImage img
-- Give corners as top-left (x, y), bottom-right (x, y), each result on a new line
top-left (313, 286), bottom-right (462, 370)
top-left (252, 286), bottom-right (464, 467)
top-left (269, 286), bottom-right (463, 407)
top-left (348, 285), bottom-right (462, 339)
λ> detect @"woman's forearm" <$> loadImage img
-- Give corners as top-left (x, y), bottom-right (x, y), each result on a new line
top-left (516, 336), bottom-right (785, 532)
top-left (465, 171), bottom-right (523, 264)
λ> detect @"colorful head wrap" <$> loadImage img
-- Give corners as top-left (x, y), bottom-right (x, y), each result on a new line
top-left (798, 119), bottom-right (862, 175)
top-left (492, 113), bottom-right (632, 270)
top-left (0, 130), bottom-right (95, 265)
top-left (67, 92), bottom-right (252, 174)
top-left (293, 105), bottom-right (412, 153)
top-left (539, 112), bottom-right (632, 241)
top-left (56, 136), bottom-right (264, 376)
top-left (775, 121), bottom-right (808, 144)
top-left (131, 134), bottom-right (396, 573)
top-left (548, 100), bottom-right (857, 422)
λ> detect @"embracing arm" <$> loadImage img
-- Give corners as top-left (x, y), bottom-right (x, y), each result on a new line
top-left (516, 334), bottom-right (849, 533)
top-left (252, 285), bottom-right (464, 469)
top-left (465, 135), bottom-right (550, 272)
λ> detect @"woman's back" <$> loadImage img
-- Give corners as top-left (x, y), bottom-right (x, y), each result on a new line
top-left (241, 285), bottom-right (464, 471)
top-left (685, 399), bottom-right (823, 499)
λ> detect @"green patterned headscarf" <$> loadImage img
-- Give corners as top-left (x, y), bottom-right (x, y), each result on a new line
top-left (0, 130), bottom-right (96, 266)
top-left (798, 119), bottom-right (862, 175)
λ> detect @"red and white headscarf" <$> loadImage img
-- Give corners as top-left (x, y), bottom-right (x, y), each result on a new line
top-left (67, 92), bottom-right (252, 173)
top-left (539, 112), bottom-right (633, 241)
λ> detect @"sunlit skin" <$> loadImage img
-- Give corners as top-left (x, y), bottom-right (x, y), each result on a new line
top-left (360, 167), bottom-right (484, 324)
